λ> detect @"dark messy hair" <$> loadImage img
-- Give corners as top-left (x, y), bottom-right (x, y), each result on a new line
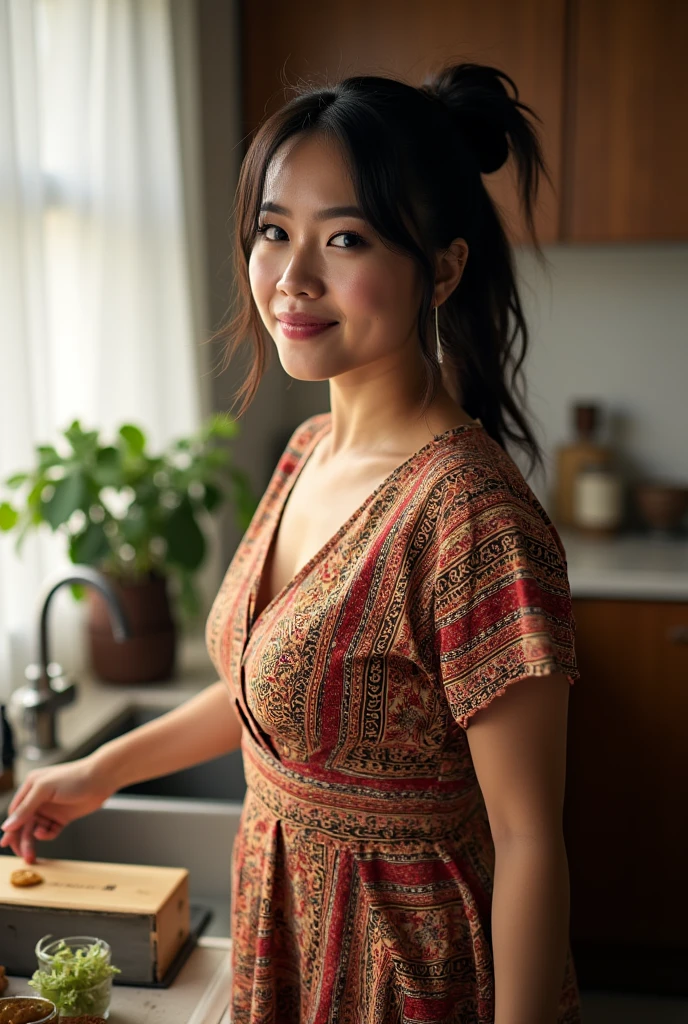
top-left (214, 62), bottom-right (551, 475)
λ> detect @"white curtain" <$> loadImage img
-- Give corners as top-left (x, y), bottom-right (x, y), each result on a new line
top-left (0, 0), bottom-right (207, 698)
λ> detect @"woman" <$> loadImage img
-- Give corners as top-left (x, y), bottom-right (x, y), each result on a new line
top-left (1, 63), bottom-right (581, 1023)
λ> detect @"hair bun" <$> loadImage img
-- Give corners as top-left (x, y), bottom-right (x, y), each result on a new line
top-left (421, 63), bottom-right (513, 175)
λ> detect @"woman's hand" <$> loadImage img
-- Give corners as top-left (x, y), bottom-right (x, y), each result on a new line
top-left (0, 755), bottom-right (114, 864)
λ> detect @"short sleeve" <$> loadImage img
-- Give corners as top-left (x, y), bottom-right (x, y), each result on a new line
top-left (433, 486), bottom-right (579, 730)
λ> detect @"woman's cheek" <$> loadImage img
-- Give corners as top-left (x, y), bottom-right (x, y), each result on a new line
top-left (336, 269), bottom-right (396, 320)
top-left (248, 253), bottom-right (273, 316)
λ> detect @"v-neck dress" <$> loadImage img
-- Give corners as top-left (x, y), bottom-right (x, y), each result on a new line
top-left (205, 412), bottom-right (582, 1024)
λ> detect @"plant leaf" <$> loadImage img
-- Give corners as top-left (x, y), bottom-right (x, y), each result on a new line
top-left (161, 497), bottom-right (205, 570)
top-left (0, 502), bottom-right (18, 531)
top-left (69, 523), bottom-right (111, 565)
top-left (37, 445), bottom-right (63, 470)
top-left (119, 424), bottom-right (146, 455)
top-left (41, 471), bottom-right (88, 530)
top-left (201, 483), bottom-right (224, 513)
top-left (93, 446), bottom-right (123, 487)
top-left (4, 472), bottom-right (29, 489)
top-left (64, 422), bottom-right (100, 458)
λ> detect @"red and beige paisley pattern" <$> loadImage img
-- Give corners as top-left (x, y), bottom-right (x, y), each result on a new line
top-left (206, 412), bottom-right (582, 1023)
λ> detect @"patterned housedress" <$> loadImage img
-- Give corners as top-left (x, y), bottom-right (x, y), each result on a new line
top-left (205, 412), bottom-right (582, 1024)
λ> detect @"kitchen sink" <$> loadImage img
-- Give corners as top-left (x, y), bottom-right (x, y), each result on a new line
top-left (74, 705), bottom-right (248, 802)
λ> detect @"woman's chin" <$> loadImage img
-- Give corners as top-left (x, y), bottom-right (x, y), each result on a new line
top-left (275, 349), bottom-right (338, 382)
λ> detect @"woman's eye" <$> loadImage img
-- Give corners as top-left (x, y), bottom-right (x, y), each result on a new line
top-left (329, 232), bottom-right (365, 248)
top-left (256, 222), bottom-right (287, 241)
top-left (255, 223), bottom-right (365, 248)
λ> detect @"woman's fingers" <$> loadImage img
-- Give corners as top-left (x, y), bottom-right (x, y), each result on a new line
top-left (33, 814), bottom-right (63, 840)
top-left (5, 777), bottom-right (34, 818)
top-left (19, 819), bottom-right (38, 864)
top-left (0, 811), bottom-right (62, 859)
top-left (0, 829), bottom-right (21, 858)
top-left (1, 782), bottom-right (52, 835)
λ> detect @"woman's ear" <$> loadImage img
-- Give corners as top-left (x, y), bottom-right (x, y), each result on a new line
top-left (434, 238), bottom-right (469, 305)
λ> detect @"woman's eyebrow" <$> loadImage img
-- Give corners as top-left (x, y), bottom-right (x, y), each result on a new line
top-left (259, 201), bottom-right (366, 221)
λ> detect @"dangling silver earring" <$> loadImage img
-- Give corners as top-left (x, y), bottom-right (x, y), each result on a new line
top-left (434, 305), bottom-right (444, 364)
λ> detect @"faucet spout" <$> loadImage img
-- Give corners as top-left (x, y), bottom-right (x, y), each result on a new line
top-left (13, 566), bottom-right (132, 758)
top-left (37, 566), bottom-right (132, 690)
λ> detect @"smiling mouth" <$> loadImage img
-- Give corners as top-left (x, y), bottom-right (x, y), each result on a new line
top-left (277, 318), bottom-right (338, 327)
top-left (277, 319), bottom-right (338, 336)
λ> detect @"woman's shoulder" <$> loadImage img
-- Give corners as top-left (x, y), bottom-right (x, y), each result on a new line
top-left (426, 425), bottom-right (567, 566)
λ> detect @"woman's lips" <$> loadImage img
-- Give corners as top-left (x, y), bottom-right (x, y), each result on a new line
top-left (277, 319), bottom-right (338, 339)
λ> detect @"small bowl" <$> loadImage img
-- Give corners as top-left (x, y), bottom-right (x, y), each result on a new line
top-left (634, 482), bottom-right (688, 533)
top-left (0, 996), bottom-right (58, 1023)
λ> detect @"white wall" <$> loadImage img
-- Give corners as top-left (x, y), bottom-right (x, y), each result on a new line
top-left (514, 244), bottom-right (688, 514)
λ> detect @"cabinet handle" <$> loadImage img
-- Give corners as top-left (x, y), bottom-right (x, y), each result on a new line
top-left (667, 625), bottom-right (688, 644)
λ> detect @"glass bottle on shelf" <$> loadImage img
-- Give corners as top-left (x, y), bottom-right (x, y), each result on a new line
top-left (553, 402), bottom-right (614, 529)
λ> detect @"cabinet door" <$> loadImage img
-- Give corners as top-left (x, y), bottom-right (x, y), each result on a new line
top-left (242, 0), bottom-right (566, 242)
top-left (564, 0), bottom-right (688, 241)
top-left (565, 600), bottom-right (688, 952)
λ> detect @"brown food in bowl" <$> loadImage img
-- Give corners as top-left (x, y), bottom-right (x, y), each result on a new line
top-left (60, 1018), bottom-right (107, 1024)
top-left (60, 1018), bottom-right (108, 1024)
top-left (0, 997), bottom-right (58, 1024)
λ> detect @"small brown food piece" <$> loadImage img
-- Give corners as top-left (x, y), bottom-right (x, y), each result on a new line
top-left (0, 966), bottom-right (7, 994)
top-left (9, 869), bottom-right (44, 888)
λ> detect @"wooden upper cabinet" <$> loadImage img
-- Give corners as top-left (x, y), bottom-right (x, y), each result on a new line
top-left (242, 0), bottom-right (567, 244)
top-left (564, 0), bottom-right (688, 241)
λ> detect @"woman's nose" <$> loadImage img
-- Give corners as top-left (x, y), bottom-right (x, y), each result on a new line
top-left (276, 247), bottom-right (323, 297)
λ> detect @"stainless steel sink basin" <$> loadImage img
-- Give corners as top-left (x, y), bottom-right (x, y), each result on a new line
top-left (76, 706), bottom-right (247, 802)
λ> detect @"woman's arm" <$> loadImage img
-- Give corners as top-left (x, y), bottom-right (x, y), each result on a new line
top-left (466, 672), bottom-right (573, 1024)
top-left (1, 680), bottom-right (244, 863)
top-left (90, 679), bottom-right (244, 790)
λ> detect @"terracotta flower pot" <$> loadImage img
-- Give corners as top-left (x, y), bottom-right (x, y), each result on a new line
top-left (86, 573), bottom-right (177, 683)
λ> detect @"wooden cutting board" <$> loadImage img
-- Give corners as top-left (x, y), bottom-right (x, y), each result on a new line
top-left (0, 855), bottom-right (189, 985)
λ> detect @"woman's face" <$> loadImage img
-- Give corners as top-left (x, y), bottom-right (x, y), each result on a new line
top-left (248, 132), bottom-right (424, 383)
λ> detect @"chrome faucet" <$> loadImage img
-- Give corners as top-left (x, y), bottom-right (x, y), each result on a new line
top-left (11, 567), bottom-right (131, 759)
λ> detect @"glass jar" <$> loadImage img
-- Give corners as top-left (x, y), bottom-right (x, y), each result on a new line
top-left (0, 997), bottom-right (58, 1024)
top-left (573, 462), bottom-right (624, 533)
top-left (34, 935), bottom-right (114, 1019)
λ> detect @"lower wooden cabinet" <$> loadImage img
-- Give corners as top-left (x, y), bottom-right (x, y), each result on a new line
top-left (564, 599), bottom-right (688, 994)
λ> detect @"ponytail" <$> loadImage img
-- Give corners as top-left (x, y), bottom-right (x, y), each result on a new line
top-left (419, 62), bottom-right (551, 474)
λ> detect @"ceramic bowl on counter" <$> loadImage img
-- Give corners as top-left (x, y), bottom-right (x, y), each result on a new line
top-left (0, 996), bottom-right (58, 1023)
top-left (634, 481), bottom-right (688, 533)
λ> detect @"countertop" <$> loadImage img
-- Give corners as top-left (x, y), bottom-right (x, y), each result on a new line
top-left (6, 936), bottom-right (232, 1024)
top-left (559, 529), bottom-right (688, 600)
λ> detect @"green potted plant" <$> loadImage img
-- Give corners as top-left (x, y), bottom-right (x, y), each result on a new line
top-left (0, 415), bottom-right (257, 683)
